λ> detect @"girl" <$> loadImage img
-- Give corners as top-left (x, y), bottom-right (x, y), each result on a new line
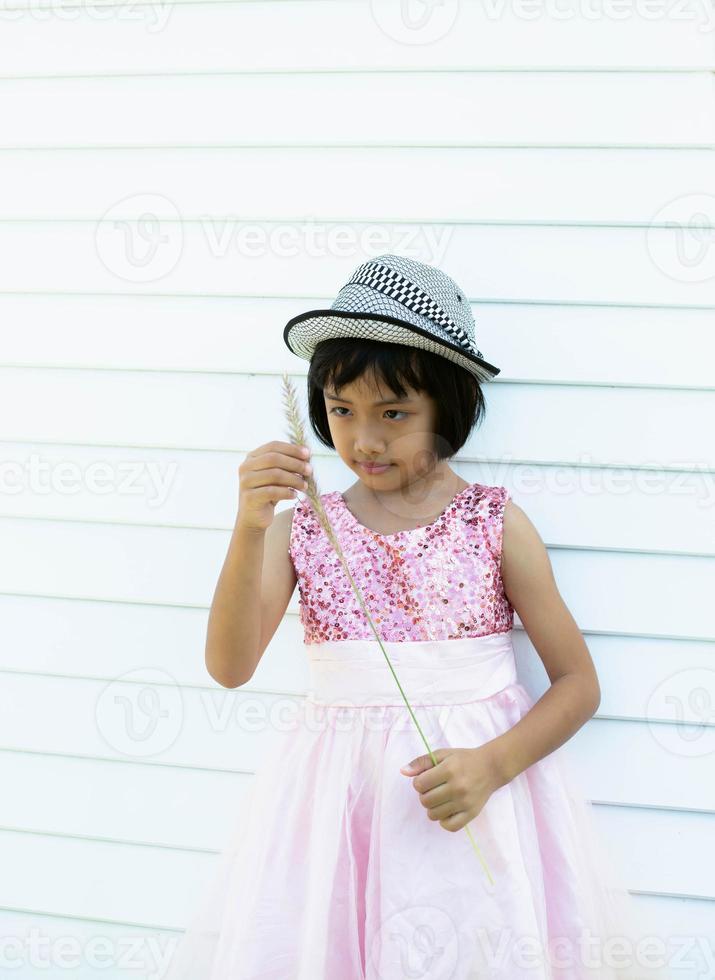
top-left (162, 255), bottom-right (670, 979)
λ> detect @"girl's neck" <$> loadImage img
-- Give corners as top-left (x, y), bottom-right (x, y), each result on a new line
top-left (347, 465), bottom-right (468, 521)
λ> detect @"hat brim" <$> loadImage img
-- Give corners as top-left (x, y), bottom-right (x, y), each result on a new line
top-left (283, 309), bottom-right (501, 383)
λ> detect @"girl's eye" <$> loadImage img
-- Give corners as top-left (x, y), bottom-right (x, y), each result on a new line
top-left (330, 407), bottom-right (407, 420)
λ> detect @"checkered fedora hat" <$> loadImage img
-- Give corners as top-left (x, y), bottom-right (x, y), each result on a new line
top-left (282, 254), bottom-right (500, 383)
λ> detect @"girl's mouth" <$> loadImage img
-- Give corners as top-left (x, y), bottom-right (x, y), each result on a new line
top-left (357, 462), bottom-right (392, 474)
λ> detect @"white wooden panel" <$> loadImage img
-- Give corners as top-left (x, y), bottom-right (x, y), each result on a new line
top-left (0, 646), bottom-right (712, 775)
top-left (0, 516), bottom-right (712, 636)
top-left (0, 672), bottom-right (298, 772)
top-left (0, 74), bottom-right (712, 148)
top-left (0, 370), bottom-right (710, 470)
top-left (0, 586), bottom-right (712, 743)
top-left (3, 148), bottom-right (714, 225)
top-left (0, 828), bottom-right (212, 933)
top-left (0, 294), bottom-right (712, 389)
top-left (594, 806), bottom-right (715, 899)
top-left (546, 548), bottom-right (714, 640)
top-left (0, 802), bottom-right (710, 931)
top-left (1, 0), bottom-right (713, 74)
top-left (569, 719), bottom-right (715, 811)
top-left (0, 443), bottom-right (712, 555)
top-left (1, 583), bottom-right (712, 720)
top-left (0, 910), bottom-right (180, 980)
top-left (2, 583), bottom-right (712, 720)
top-left (0, 593), bottom-right (309, 693)
top-left (0, 752), bottom-right (253, 852)
top-left (515, 632), bottom-right (715, 723)
top-left (1, 720), bottom-right (714, 860)
top-left (2, 223), bottom-right (715, 306)
top-left (501, 470), bottom-right (715, 556)
top-left (3, 712), bottom-right (713, 850)
top-left (480, 304), bottom-right (715, 388)
top-left (0, 750), bottom-right (248, 851)
top-left (566, 711), bottom-right (715, 862)
top-left (0, 896), bottom-right (711, 980)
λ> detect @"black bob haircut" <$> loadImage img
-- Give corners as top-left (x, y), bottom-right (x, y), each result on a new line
top-left (306, 337), bottom-right (486, 461)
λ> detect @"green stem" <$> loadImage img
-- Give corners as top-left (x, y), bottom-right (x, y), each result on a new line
top-left (336, 536), bottom-right (495, 886)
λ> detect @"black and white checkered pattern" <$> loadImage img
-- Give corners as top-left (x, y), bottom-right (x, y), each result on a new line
top-left (345, 260), bottom-right (478, 358)
top-left (283, 254), bottom-right (500, 384)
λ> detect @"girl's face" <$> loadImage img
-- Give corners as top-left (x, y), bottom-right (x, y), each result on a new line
top-left (323, 373), bottom-right (442, 488)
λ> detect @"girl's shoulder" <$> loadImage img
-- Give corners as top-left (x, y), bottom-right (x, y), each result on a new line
top-left (466, 482), bottom-right (511, 558)
top-left (471, 481), bottom-right (510, 505)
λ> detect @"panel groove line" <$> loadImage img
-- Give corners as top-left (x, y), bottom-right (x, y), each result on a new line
top-left (0, 794), bottom-right (712, 848)
top-left (3, 222), bottom-right (715, 303)
top-left (3, 657), bottom-right (715, 726)
top-left (4, 146), bottom-right (715, 227)
top-left (2, 361), bottom-right (715, 394)
top-left (0, 73), bottom-right (712, 147)
top-left (1, 743), bottom-right (713, 808)
top-left (2, 289), bottom-right (715, 310)
top-left (1, 143), bottom-right (715, 149)
top-left (0, 593), bottom-right (712, 644)
top-left (4, 217), bottom-right (715, 229)
top-left (0, 438), bottom-right (714, 475)
top-left (0, 893), bottom-right (707, 947)
top-left (1, 69), bottom-right (714, 81)
top-left (1, 511), bottom-right (714, 560)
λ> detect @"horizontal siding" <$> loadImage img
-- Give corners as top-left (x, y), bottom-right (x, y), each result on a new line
top-left (0, 589), bottom-right (713, 733)
top-left (0, 806), bottom-right (712, 930)
top-left (0, 520), bottom-right (715, 639)
top-left (0, 295), bottom-right (712, 387)
top-left (1, 0), bottom-right (714, 73)
top-left (2, 147), bottom-right (714, 225)
top-left (1, 711), bottom-right (714, 838)
top-left (0, 898), bottom-right (712, 980)
top-left (0, 3), bottom-right (711, 968)
top-left (0, 749), bottom-right (247, 851)
top-left (0, 643), bottom-right (715, 804)
top-left (0, 442), bottom-right (712, 554)
top-left (0, 73), bottom-right (713, 147)
top-left (0, 369), bottom-right (711, 468)
top-left (2, 223), bottom-right (715, 305)
top-left (0, 516), bottom-right (712, 635)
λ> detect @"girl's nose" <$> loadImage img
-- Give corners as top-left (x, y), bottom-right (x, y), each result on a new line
top-left (355, 438), bottom-right (387, 455)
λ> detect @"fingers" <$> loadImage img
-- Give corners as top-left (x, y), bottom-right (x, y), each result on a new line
top-left (240, 442), bottom-right (313, 494)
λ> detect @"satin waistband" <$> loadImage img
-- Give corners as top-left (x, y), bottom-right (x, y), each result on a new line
top-left (303, 629), bottom-right (517, 707)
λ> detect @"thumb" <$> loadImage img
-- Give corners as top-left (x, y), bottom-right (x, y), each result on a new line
top-left (400, 753), bottom-right (432, 775)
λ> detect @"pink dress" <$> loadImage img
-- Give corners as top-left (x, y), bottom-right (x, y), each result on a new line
top-left (161, 482), bottom-right (670, 980)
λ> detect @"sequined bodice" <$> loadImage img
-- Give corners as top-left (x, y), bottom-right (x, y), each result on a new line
top-left (289, 482), bottom-right (514, 644)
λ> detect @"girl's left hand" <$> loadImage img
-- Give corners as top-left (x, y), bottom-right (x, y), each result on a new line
top-left (399, 745), bottom-right (504, 833)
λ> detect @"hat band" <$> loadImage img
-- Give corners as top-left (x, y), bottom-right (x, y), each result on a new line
top-left (344, 260), bottom-right (481, 358)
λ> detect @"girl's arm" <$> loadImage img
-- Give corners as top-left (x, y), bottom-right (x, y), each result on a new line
top-left (489, 500), bottom-right (602, 788)
top-left (205, 507), bottom-right (297, 688)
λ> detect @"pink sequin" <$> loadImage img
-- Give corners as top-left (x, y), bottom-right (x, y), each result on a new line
top-left (289, 482), bottom-right (514, 643)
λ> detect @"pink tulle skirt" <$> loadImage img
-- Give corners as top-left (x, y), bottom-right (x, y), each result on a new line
top-left (161, 629), bottom-right (670, 979)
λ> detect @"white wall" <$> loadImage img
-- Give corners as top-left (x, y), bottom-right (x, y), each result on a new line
top-left (0, 2), bottom-right (713, 976)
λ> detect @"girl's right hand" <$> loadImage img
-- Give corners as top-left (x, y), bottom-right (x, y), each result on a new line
top-left (235, 440), bottom-right (312, 532)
